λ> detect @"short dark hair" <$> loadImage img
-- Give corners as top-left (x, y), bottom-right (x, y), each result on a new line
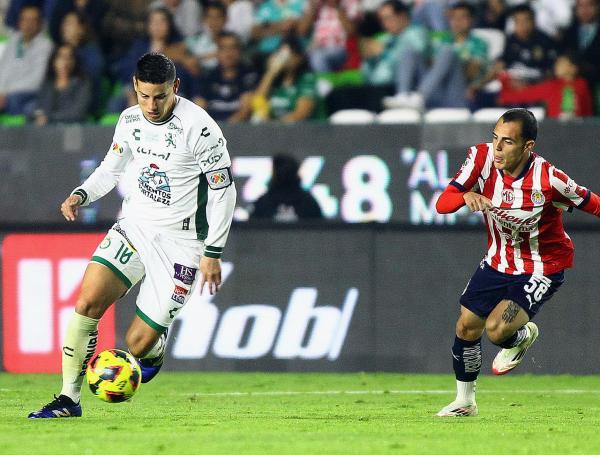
top-left (380, 0), bottom-right (409, 15)
top-left (450, 1), bottom-right (476, 17)
top-left (499, 108), bottom-right (538, 141)
top-left (135, 53), bottom-right (176, 84)
top-left (217, 31), bottom-right (242, 48)
top-left (510, 4), bottom-right (535, 19)
top-left (204, 1), bottom-right (227, 17)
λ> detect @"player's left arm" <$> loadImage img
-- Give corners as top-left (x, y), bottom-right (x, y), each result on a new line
top-left (193, 119), bottom-right (237, 295)
top-left (550, 167), bottom-right (600, 217)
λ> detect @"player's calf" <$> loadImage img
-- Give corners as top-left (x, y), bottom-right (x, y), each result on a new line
top-left (492, 322), bottom-right (538, 375)
top-left (134, 329), bottom-right (168, 383)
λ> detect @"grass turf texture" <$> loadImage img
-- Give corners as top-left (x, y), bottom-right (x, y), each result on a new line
top-left (1, 373), bottom-right (599, 454)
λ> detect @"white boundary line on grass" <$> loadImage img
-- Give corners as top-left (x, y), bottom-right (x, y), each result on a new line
top-left (180, 389), bottom-right (600, 397)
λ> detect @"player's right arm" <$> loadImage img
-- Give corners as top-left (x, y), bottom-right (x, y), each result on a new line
top-left (436, 144), bottom-right (492, 214)
top-left (61, 116), bottom-right (133, 221)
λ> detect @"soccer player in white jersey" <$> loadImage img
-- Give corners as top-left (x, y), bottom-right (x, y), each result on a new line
top-left (435, 108), bottom-right (600, 417)
top-left (28, 53), bottom-right (236, 419)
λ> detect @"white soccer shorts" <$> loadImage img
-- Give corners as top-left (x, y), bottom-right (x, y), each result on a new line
top-left (90, 217), bottom-right (203, 332)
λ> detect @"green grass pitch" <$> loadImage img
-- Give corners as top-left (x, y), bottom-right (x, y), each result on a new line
top-left (2, 372), bottom-right (600, 454)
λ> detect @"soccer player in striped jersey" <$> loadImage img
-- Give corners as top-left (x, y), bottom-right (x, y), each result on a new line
top-left (29, 53), bottom-right (236, 418)
top-left (435, 108), bottom-right (600, 417)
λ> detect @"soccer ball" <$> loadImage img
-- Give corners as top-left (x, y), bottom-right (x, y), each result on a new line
top-left (86, 349), bottom-right (141, 403)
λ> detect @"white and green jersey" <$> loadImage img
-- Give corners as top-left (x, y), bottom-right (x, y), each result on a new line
top-left (73, 96), bottom-right (236, 258)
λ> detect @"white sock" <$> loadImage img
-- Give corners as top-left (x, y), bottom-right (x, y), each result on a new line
top-left (456, 380), bottom-right (476, 404)
top-left (140, 333), bottom-right (166, 359)
top-left (60, 312), bottom-right (100, 403)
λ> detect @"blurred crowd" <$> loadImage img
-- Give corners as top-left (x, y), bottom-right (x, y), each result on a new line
top-left (0, 0), bottom-right (598, 125)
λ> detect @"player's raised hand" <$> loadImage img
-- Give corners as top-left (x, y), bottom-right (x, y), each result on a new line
top-left (199, 256), bottom-right (222, 295)
top-left (60, 194), bottom-right (83, 221)
top-left (463, 192), bottom-right (493, 212)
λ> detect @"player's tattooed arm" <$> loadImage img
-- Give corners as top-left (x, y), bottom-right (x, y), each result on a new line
top-left (501, 301), bottom-right (521, 323)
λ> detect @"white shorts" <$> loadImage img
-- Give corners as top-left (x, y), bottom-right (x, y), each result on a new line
top-left (90, 218), bottom-right (204, 332)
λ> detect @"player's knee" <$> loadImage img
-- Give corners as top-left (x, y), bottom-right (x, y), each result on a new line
top-left (74, 296), bottom-right (105, 319)
top-left (455, 319), bottom-right (480, 340)
top-left (485, 322), bottom-right (512, 345)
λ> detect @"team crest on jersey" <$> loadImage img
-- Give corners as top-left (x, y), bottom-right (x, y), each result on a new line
top-left (138, 163), bottom-right (172, 205)
top-left (501, 189), bottom-right (515, 204)
top-left (165, 132), bottom-right (176, 148)
top-left (111, 142), bottom-right (123, 154)
top-left (531, 190), bottom-right (545, 205)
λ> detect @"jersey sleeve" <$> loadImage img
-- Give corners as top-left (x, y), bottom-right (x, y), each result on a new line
top-left (191, 117), bottom-right (236, 258)
top-left (451, 144), bottom-right (487, 191)
top-left (72, 115), bottom-right (133, 206)
top-left (549, 166), bottom-right (590, 210)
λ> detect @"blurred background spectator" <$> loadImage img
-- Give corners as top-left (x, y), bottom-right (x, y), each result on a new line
top-left (384, 1), bottom-right (488, 109)
top-left (563, 0), bottom-right (600, 109)
top-left (223, 0), bottom-right (254, 43)
top-left (110, 7), bottom-right (197, 110)
top-left (0, 4), bottom-right (52, 115)
top-left (251, 154), bottom-right (323, 222)
top-left (411, 0), bottom-right (449, 31)
top-left (49, 0), bottom-right (107, 45)
top-left (30, 43), bottom-right (92, 125)
top-left (490, 4), bottom-right (558, 84)
top-left (476, 0), bottom-right (507, 30)
top-left (58, 11), bottom-right (104, 114)
top-left (0, 0), bottom-right (597, 122)
top-left (150, 0), bottom-right (202, 38)
top-left (498, 51), bottom-right (593, 118)
top-left (252, 35), bottom-right (319, 122)
top-left (298, 0), bottom-right (361, 73)
top-left (193, 31), bottom-right (258, 122)
top-left (251, 0), bottom-right (306, 68)
top-left (186, 0), bottom-right (227, 70)
top-left (326, 0), bottom-right (428, 112)
top-left (101, 0), bottom-right (153, 69)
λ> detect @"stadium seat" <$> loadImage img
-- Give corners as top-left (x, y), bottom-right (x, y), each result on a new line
top-left (423, 108), bottom-right (472, 123)
top-left (471, 28), bottom-right (506, 61)
top-left (376, 108), bottom-right (421, 124)
top-left (329, 109), bottom-right (377, 124)
top-left (0, 114), bottom-right (26, 126)
top-left (528, 107), bottom-right (546, 121)
top-left (472, 108), bottom-right (508, 122)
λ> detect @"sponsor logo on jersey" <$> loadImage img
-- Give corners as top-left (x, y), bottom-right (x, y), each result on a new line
top-left (201, 126), bottom-right (210, 137)
top-left (531, 190), bottom-right (545, 205)
top-left (138, 164), bottom-right (172, 205)
top-left (167, 122), bottom-right (183, 134)
top-left (488, 207), bottom-right (540, 232)
top-left (174, 285), bottom-right (188, 296)
top-left (206, 168), bottom-right (232, 190)
top-left (174, 264), bottom-right (197, 285)
top-left (203, 137), bottom-right (225, 156)
top-left (111, 142), bottom-right (123, 154)
top-left (201, 152), bottom-right (223, 166)
top-left (124, 114), bottom-right (140, 124)
top-left (136, 146), bottom-right (170, 161)
top-left (132, 128), bottom-right (141, 141)
top-left (171, 293), bottom-right (185, 304)
top-left (501, 189), bottom-right (515, 204)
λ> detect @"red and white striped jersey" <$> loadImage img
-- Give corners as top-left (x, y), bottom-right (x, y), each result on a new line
top-left (452, 143), bottom-right (590, 275)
